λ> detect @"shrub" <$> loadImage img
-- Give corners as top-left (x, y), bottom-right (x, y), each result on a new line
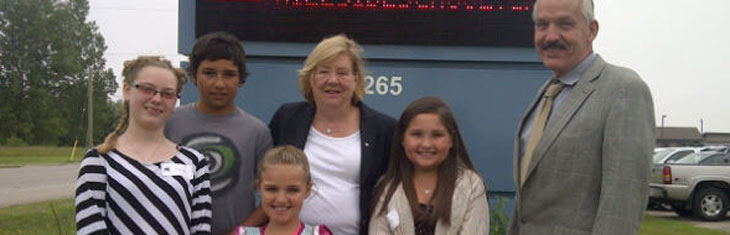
top-left (6, 136), bottom-right (28, 147)
top-left (490, 196), bottom-right (510, 235)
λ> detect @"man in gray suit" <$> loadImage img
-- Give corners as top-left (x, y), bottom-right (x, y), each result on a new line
top-left (509, 0), bottom-right (655, 234)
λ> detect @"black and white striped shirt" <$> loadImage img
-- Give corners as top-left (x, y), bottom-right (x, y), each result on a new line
top-left (75, 147), bottom-right (212, 235)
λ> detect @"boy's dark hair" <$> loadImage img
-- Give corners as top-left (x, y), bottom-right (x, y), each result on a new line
top-left (189, 31), bottom-right (249, 85)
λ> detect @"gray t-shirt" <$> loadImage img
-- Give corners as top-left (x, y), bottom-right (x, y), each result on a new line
top-left (165, 103), bottom-right (272, 235)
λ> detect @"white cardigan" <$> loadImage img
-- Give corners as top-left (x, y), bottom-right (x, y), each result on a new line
top-left (369, 169), bottom-right (490, 235)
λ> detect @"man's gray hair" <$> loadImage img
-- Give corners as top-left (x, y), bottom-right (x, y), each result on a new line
top-left (532, 0), bottom-right (595, 24)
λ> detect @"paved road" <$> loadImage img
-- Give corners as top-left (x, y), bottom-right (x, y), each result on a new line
top-left (0, 163), bottom-right (79, 207)
top-left (646, 209), bottom-right (730, 233)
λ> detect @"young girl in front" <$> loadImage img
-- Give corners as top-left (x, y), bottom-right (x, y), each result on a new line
top-left (369, 96), bottom-right (490, 234)
top-left (234, 145), bottom-right (332, 235)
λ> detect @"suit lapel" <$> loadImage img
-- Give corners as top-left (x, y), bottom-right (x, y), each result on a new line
top-left (524, 56), bottom-right (607, 182)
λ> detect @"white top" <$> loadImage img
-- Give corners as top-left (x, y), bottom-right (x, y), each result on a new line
top-left (300, 127), bottom-right (362, 235)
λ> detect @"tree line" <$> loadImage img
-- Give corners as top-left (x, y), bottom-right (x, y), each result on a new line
top-left (0, 0), bottom-right (121, 146)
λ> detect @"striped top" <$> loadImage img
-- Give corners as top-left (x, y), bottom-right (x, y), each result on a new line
top-left (75, 147), bottom-right (212, 235)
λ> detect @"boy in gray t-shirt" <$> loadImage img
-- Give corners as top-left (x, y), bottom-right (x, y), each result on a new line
top-left (165, 31), bottom-right (272, 235)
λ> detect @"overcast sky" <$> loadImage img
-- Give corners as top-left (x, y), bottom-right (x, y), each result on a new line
top-left (88, 0), bottom-right (730, 133)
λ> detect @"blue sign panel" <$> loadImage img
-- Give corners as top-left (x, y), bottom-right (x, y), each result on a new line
top-left (179, 54), bottom-right (550, 192)
top-left (178, 0), bottom-right (550, 195)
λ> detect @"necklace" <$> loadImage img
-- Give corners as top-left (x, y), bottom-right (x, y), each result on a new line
top-left (424, 189), bottom-right (432, 195)
top-left (326, 128), bottom-right (333, 134)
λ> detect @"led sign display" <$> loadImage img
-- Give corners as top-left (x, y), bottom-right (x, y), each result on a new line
top-left (196, 0), bottom-right (535, 46)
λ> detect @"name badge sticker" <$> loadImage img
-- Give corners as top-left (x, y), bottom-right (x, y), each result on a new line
top-left (386, 209), bottom-right (399, 231)
top-left (161, 163), bottom-right (194, 180)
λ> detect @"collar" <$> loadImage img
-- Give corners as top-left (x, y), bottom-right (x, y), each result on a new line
top-left (259, 222), bottom-right (305, 235)
top-left (554, 52), bottom-right (596, 86)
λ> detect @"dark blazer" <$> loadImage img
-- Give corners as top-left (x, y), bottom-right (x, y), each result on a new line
top-left (509, 56), bottom-right (655, 235)
top-left (269, 101), bottom-right (397, 235)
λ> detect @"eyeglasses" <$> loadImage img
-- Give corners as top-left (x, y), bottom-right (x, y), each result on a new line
top-left (130, 82), bottom-right (179, 100)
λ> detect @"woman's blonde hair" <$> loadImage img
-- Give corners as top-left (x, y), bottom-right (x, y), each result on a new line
top-left (298, 34), bottom-right (366, 105)
top-left (256, 145), bottom-right (312, 187)
top-left (97, 56), bottom-right (187, 154)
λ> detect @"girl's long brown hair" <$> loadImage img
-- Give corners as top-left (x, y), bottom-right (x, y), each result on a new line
top-left (371, 96), bottom-right (479, 225)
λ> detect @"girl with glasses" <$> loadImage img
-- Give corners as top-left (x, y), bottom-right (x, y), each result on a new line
top-left (75, 56), bottom-right (212, 234)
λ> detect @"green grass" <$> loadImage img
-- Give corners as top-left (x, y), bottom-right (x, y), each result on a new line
top-left (639, 214), bottom-right (727, 235)
top-left (0, 146), bottom-right (84, 166)
top-left (1, 199), bottom-right (726, 235)
top-left (0, 198), bottom-right (75, 235)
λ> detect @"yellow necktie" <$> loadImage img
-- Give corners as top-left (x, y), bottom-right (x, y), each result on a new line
top-left (521, 81), bottom-right (565, 187)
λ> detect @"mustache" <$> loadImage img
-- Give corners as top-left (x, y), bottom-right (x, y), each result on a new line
top-left (541, 41), bottom-right (567, 50)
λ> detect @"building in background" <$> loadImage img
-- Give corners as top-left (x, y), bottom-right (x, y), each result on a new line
top-left (703, 132), bottom-right (730, 145)
top-left (656, 127), bottom-right (703, 147)
top-left (655, 127), bottom-right (730, 147)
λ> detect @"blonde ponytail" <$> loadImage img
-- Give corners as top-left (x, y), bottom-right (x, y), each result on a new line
top-left (97, 101), bottom-right (129, 154)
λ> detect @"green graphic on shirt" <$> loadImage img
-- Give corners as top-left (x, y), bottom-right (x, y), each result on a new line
top-left (182, 133), bottom-right (240, 195)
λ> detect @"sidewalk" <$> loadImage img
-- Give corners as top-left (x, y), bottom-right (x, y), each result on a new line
top-left (0, 163), bottom-right (79, 207)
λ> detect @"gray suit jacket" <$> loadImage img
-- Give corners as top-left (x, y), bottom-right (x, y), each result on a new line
top-left (508, 56), bottom-right (655, 235)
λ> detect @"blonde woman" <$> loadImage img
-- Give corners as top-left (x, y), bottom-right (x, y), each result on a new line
top-left (269, 35), bottom-right (396, 235)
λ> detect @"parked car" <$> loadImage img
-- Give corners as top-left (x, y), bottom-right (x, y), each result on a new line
top-left (675, 152), bottom-right (730, 164)
top-left (699, 145), bottom-right (730, 154)
top-left (649, 152), bottom-right (730, 220)
top-left (653, 147), bottom-right (700, 164)
top-left (648, 147), bottom-right (699, 210)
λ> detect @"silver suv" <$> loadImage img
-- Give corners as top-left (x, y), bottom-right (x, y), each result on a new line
top-left (649, 152), bottom-right (730, 220)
